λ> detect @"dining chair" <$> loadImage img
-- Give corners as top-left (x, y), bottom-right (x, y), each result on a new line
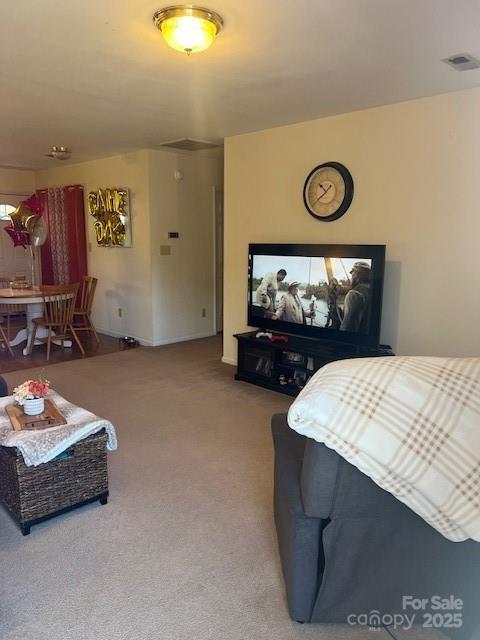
top-left (0, 318), bottom-right (14, 357)
top-left (28, 284), bottom-right (85, 361)
top-left (0, 275), bottom-right (27, 340)
top-left (73, 276), bottom-right (99, 343)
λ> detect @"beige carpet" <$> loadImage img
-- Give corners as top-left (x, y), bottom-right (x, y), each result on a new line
top-left (0, 337), bottom-right (446, 640)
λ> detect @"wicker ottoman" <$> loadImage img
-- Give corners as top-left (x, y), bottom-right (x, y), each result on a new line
top-left (0, 430), bottom-right (109, 535)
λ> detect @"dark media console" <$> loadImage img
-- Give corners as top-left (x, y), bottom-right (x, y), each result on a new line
top-left (234, 331), bottom-right (394, 397)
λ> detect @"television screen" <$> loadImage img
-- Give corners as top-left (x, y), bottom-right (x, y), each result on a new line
top-left (248, 244), bottom-right (385, 346)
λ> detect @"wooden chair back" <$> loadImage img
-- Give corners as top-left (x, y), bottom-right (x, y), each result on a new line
top-left (0, 280), bottom-right (10, 317)
top-left (0, 318), bottom-right (13, 357)
top-left (41, 284), bottom-right (79, 326)
top-left (0, 276), bottom-right (27, 340)
top-left (78, 276), bottom-right (97, 313)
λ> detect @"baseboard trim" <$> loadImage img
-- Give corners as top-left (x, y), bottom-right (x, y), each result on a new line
top-left (221, 356), bottom-right (236, 366)
top-left (95, 327), bottom-right (153, 347)
top-left (96, 327), bottom-right (218, 348)
top-left (153, 331), bottom-right (217, 346)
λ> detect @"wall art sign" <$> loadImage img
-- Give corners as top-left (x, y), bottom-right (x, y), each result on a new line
top-left (88, 187), bottom-right (132, 247)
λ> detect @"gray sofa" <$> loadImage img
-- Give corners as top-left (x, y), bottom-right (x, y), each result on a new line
top-left (272, 413), bottom-right (479, 639)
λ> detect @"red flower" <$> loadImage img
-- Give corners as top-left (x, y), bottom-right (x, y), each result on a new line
top-left (28, 380), bottom-right (50, 398)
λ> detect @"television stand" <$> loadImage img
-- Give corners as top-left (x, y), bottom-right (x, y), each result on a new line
top-left (234, 330), bottom-right (394, 397)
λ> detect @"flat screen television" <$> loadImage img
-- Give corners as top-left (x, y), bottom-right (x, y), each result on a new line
top-left (248, 243), bottom-right (386, 347)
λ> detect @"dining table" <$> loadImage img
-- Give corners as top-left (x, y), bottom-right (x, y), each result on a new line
top-left (0, 287), bottom-right (72, 356)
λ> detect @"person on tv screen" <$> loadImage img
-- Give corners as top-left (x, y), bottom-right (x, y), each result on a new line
top-left (273, 281), bottom-right (315, 325)
top-left (326, 277), bottom-right (341, 329)
top-left (339, 261), bottom-right (371, 333)
top-left (255, 269), bottom-right (287, 317)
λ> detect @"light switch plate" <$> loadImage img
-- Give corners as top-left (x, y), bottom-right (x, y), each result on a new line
top-left (160, 245), bottom-right (171, 256)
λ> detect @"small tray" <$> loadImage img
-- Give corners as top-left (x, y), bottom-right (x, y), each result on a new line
top-left (6, 400), bottom-right (67, 431)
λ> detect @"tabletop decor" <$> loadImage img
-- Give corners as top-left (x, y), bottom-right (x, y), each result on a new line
top-left (6, 400), bottom-right (66, 431)
top-left (10, 277), bottom-right (30, 289)
top-left (88, 187), bottom-right (132, 247)
top-left (13, 377), bottom-right (50, 416)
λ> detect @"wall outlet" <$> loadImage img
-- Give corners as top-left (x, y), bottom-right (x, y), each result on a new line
top-left (201, 308), bottom-right (206, 318)
top-left (118, 308), bottom-right (122, 318)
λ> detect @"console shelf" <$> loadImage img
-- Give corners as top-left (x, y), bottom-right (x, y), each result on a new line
top-left (234, 330), bottom-right (393, 397)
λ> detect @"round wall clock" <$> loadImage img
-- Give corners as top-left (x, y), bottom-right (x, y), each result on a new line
top-left (303, 161), bottom-right (354, 222)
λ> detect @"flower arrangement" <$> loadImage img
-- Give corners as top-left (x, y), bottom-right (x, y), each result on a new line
top-left (13, 378), bottom-right (50, 406)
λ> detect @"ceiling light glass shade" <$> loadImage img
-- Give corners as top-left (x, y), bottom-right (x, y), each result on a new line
top-left (153, 6), bottom-right (223, 55)
top-left (161, 15), bottom-right (216, 53)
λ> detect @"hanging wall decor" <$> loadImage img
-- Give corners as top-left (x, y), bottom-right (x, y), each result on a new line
top-left (87, 188), bottom-right (132, 247)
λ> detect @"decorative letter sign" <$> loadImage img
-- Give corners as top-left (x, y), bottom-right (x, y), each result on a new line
top-left (88, 188), bottom-right (132, 247)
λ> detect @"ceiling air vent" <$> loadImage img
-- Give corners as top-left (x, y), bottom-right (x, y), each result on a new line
top-left (159, 138), bottom-right (219, 151)
top-left (442, 53), bottom-right (480, 71)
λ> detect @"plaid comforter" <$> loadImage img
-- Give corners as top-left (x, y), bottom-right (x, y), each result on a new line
top-left (288, 356), bottom-right (480, 542)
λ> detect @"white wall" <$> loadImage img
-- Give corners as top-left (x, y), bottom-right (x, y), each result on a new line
top-left (223, 87), bottom-right (480, 364)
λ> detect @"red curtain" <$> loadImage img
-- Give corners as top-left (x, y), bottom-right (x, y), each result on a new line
top-left (37, 185), bottom-right (88, 285)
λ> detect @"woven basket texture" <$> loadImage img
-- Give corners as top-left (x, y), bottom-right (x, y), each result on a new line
top-left (0, 430), bottom-right (108, 524)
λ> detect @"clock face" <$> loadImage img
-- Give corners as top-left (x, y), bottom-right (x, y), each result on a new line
top-left (303, 162), bottom-right (354, 221)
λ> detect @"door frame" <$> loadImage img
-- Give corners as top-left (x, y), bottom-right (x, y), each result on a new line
top-left (212, 185), bottom-right (223, 334)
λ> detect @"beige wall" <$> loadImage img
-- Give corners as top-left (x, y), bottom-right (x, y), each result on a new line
top-left (0, 167), bottom-right (35, 199)
top-left (35, 148), bottom-right (223, 346)
top-left (223, 88), bottom-right (480, 364)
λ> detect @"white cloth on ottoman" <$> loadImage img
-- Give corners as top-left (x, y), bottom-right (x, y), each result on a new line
top-left (0, 390), bottom-right (117, 466)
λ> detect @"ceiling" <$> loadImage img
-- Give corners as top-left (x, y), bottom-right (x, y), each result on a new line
top-left (2, 0), bottom-right (480, 169)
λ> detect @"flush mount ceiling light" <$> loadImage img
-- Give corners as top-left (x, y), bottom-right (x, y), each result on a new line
top-left (45, 146), bottom-right (72, 160)
top-left (153, 5), bottom-right (223, 55)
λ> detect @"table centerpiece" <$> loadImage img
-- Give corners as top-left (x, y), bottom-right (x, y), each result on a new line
top-left (13, 378), bottom-right (50, 415)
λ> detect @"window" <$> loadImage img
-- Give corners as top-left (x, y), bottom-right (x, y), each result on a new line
top-left (0, 204), bottom-right (15, 221)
